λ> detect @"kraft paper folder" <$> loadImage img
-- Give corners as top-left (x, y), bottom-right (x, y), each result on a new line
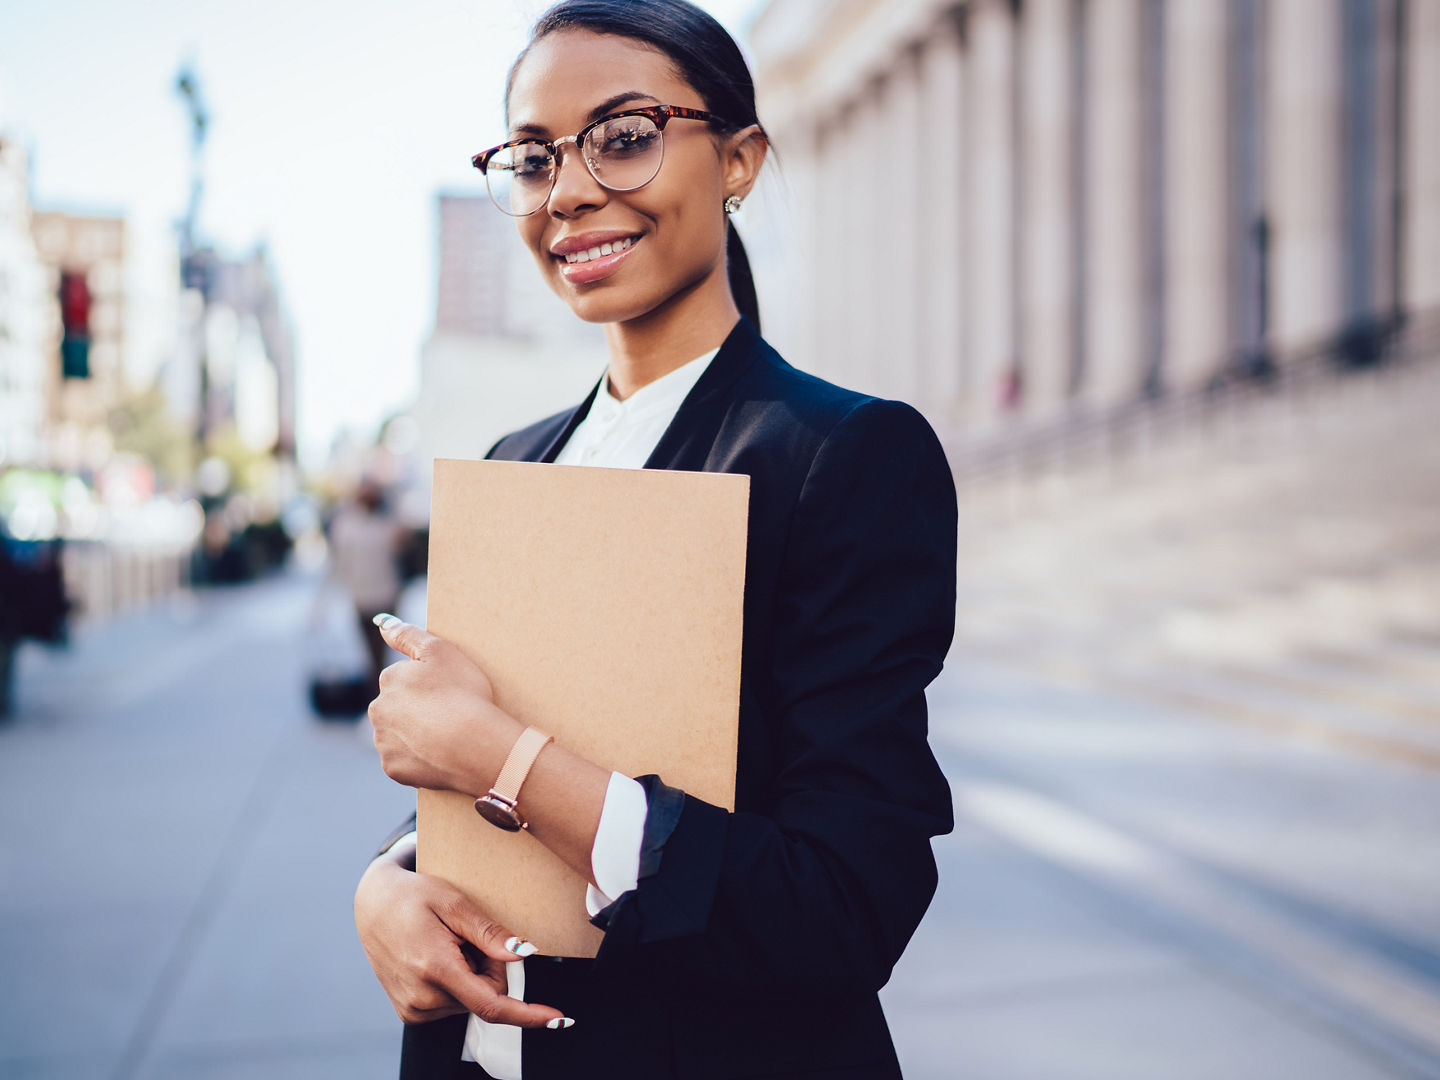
top-left (418, 458), bottom-right (749, 958)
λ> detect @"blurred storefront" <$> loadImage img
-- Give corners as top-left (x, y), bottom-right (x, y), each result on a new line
top-left (746, 0), bottom-right (1440, 441)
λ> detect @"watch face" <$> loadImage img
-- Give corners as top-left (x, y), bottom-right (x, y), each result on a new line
top-left (474, 795), bottom-right (524, 832)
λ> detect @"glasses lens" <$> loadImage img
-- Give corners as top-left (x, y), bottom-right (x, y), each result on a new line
top-left (484, 142), bottom-right (554, 216)
top-left (583, 114), bottom-right (663, 191)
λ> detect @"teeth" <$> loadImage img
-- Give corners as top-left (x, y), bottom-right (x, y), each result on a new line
top-left (563, 237), bottom-right (635, 264)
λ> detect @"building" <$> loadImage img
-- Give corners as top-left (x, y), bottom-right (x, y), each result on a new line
top-left (745, 0), bottom-right (1440, 440)
top-left (29, 209), bottom-right (128, 471)
top-left (167, 243), bottom-right (297, 464)
top-left (407, 192), bottom-right (605, 477)
top-left (0, 138), bottom-right (49, 467)
top-left (435, 193), bottom-right (521, 340)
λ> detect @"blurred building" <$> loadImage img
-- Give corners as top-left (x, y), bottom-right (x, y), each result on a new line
top-left (747, 0), bottom-right (1440, 438)
top-left (167, 244), bottom-right (297, 463)
top-left (30, 209), bottom-right (128, 472)
top-left (435, 194), bottom-right (524, 340)
top-left (0, 138), bottom-right (49, 467)
top-left (407, 192), bottom-right (605, 478)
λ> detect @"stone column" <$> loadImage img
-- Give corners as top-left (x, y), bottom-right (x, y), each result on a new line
top-left (1083, 0), bottom-right (1146, 407)
top-left (967, 0), bottom-right (1018, 428)
top-left (885, 47), bottom-right (926, 407)
top-left (1404, 0), bottom-right (1440, 314)
top-left (1370, 0), bottom-right (1401, 319)
top-left (1163, 0), bottom-right (1229, 388)
top-left (1018, 0), bottom-right (1076, 420)
top-left (918, 8), bottom-right (968, 425)
top-left (814, 111), bottom-right (851, 387)
top-left (773, 119), bottom-right (821, 375)
top-left (848, 84), bottom-right (887, 391)
top-left (1266, 0), bottom-right (1344, 354)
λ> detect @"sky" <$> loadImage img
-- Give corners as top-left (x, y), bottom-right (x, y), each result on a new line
top-left (0, 0), bottom-right (763, 468)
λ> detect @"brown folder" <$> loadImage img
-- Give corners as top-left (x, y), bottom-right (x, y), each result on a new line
top-left (418, 458), bottom-right (748, 958)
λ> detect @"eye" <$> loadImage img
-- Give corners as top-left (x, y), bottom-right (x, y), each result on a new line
top-left (515, 150), bottom-right (552, 176)
top-left (596, 118), bottom-right (659, 156)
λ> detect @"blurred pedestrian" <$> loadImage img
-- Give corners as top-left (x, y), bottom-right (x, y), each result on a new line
top-left (325, 479), bottom-right (405, 691)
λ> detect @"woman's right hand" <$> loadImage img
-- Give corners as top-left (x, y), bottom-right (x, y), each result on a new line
top-left (354, 852), bottom-right (570, 1029)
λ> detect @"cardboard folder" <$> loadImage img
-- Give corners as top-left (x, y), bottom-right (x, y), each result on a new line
top-left (418, 458), bottom-right (749, 958)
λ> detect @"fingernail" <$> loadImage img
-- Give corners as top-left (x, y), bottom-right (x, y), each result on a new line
top-left (372, 613), bottom-right (401, 630)
top-left (546, 1017), bottom-right (575, 1030)
top-left (505, 936), bottom-right (538, 957)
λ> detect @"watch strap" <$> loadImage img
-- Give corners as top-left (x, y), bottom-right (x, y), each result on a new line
top-left (490, 727), bottom-right (553, 804)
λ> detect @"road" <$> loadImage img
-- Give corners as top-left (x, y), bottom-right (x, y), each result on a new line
top-left (2, 562), bottom-right (1438, 1079)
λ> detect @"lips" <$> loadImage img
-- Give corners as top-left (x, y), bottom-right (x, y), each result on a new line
top-left (551, 231), bottom-right (643, 285)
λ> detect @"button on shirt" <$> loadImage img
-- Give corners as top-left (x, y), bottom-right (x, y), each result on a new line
top-left (463, 347), bottom-right (720, 1079)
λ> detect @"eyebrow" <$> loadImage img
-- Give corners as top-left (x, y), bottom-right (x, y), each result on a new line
top-left (510, 91), bottom-right (663, 137)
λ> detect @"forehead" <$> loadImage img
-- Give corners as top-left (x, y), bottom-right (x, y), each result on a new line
top-left (507, 29), bottom-right (700, 134)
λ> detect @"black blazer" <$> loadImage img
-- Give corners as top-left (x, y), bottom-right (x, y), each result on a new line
top-left (397, 318), bottom-right (956, 1080)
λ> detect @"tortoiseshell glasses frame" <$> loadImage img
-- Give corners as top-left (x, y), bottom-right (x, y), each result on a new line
top-left (471, 104), bottom-right (732, 217)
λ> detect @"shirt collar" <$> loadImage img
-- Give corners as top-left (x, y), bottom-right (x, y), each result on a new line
top-left (591, 348), bottom-right (721, 424)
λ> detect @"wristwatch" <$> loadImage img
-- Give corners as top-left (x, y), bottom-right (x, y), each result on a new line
top-left (474, 727), bottom-right (554, 832)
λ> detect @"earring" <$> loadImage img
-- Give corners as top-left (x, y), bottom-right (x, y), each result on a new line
top-left (723, 194), bottom-right (743, 215)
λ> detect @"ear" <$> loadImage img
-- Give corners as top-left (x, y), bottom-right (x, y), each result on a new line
top-left (720, 125), bottom-right (769, 202)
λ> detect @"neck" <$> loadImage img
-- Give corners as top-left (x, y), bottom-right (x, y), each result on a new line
top-left (602, 263), bottom-right (740, 401)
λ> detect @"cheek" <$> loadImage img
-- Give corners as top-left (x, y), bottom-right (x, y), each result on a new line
top-left (517, 223), bottom-right (559, 283)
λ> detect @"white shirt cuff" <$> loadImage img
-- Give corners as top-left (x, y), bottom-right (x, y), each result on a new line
top-left (585, 772), bottom-right (647, 917)
top-left (461, 961), bottom-right (524, 1078)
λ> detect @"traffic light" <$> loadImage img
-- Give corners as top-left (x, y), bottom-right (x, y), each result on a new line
top-left (58, 269), bottom-right (91, 379)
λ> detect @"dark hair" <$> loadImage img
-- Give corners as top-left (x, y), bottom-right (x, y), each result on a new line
top-left (508, 0), bottom-right (765, 331)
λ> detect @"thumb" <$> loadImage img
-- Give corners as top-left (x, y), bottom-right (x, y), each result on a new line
top-left (434, 891), bottom-right (541, 963)
top-left (372, 613), bottom-right (439, 662)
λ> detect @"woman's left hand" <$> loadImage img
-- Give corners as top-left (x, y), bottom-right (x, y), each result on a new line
top-left (368, 615), bottom-right (523, 795)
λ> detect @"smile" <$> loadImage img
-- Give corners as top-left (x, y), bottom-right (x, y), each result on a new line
top-left (563, 236), bottom-right (638, 264)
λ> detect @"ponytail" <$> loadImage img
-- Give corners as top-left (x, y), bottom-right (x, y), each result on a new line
top-left (726, 220), bottom-right (760, 333)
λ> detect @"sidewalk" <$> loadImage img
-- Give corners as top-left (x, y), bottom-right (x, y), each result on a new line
top-left (2, 570), bottom-right (1435, 1078)
top-left (0, 573), bottom-right (413, 1079)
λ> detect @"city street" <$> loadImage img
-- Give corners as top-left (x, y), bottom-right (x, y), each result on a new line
top-left (2, 552), bottom-right (1437, 1079)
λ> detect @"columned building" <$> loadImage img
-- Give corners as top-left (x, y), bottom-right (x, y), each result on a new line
top-left (746, 0), bottom-right (1438, 442)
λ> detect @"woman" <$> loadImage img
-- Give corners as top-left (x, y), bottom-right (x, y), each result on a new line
top-left (354, 2), bottom-right (957, 1077)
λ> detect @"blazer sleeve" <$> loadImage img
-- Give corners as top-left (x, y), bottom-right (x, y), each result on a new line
top-left (591, 398), bottom-right (957, 996)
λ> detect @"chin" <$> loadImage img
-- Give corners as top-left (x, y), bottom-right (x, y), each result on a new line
top-left (550, 280), bottom-right (654, 325)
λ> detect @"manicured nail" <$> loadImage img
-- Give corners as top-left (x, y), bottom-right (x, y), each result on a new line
top-left (505, 936), bottom-right (538, 957)
top-left (372, 613), bottom-right (401, 630)
top-left (546, 1017), bottom-right (575, 1030)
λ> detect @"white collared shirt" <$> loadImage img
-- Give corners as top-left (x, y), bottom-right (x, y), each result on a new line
top-left (463, 347), bottom-right (720, 1078)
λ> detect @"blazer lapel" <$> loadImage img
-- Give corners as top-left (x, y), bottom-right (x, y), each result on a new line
top-left (535, 381), bottom-right (602, 463)
top-left (642, 317), bottom-right (762, 472)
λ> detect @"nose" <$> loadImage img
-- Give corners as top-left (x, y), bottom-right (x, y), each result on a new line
top-left (546, 137), bottom-right (607, 218)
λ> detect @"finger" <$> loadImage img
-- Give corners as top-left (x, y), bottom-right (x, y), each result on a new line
top-left (372, 614), bottom-right (436, 661)
top-left (441, 956), bottom-right (571, 1029)
top-left (433, 892), bottom-right (539, 963)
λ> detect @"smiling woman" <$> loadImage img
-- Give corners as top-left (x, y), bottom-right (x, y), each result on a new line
top-left (352, 3), bottom-right (958, 1078)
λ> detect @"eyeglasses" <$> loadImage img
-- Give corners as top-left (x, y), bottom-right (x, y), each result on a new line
top-left (472, 104), bottom-right (732, 217)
